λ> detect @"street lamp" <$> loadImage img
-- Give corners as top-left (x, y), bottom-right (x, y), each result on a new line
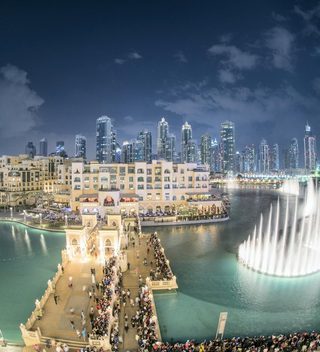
top-left (10, 207), bottom-right (13, 219)
top-left (40, 213), bottom-right (42, 225)
top-left (23, 210), bottom-right (26, 223)
top-left (65, 214), bottom-right (68, 227)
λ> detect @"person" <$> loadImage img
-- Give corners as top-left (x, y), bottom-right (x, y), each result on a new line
top-left (70, 320), bottom-right (75, 330)
top-left (81, 327), bottom-right (87, 341)
top-left (127, 262), bottom-right (130, 271)
top-left (81, 310), bottom-right (85, 320)
top-left (76, 329), bottom-right (81, 339)
top-left (68, 276), bottom-right (73, 288)
top-left (124, 321), bottom-right (129, 333)
top-left (61, 265), bottom-right (64, 274)
top-left (53, 293), bottom-right (58, 305)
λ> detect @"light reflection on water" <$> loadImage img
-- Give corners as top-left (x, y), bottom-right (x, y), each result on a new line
top-left (0, 222), bottom-right (65, 342)
top-left (153, 189), bottom-right (320, 342)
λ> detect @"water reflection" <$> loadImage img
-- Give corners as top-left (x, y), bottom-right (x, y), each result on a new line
top-left (24, 229), bottom-right (32, 254)
top-left (40, 234), bottom-right (48, 255)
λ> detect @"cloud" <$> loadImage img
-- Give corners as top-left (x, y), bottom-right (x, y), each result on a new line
top-left (155, 81), bottom-right (320, 145)
top-left (0, 64), bottom-right (44, 138)
top-left (208, 44), bottom-right (258, 70)
top-left (313, 77), bottom-right (320, 95)
top-left (219, 33), bottom-right (233, 43)
top-left (294, 3), bottom-right (320, 36)
top-left (265, 27), bottom-right (295, 71)
top-left (174, 51), bottom-right (188, 63)
top-left (218, 69), bottom-right (240, 84)
top-left (114, 51), bottom-right (143, 65)
top-left (124, 115), bottom-right (134, 122)
top-left (271, 12), bottom-right (286, 22)
top-left (128, 52), bottom-right (142, 60)
top-left (114, 58), bottom-right (126, 65)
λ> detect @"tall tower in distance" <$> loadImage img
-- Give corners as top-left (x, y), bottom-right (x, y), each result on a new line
top-left (157, 117), bottom-right (169, 160)
top-left (96, 116), bottom-right (114, 163)
top-left (39, 138), bottom-right (48, 156)
top-left (137, 129), bottom-right (152, 162)
top-left (304, 122), bottom-right (317, 172)
top-left (259, 138), bottom-right (270, 174)
top-left (220, 121), bottom-right (235, 173)
top-left (75, 134), bottom-right (87, 159)
top-left (181, 121), bottom-right (192, 163)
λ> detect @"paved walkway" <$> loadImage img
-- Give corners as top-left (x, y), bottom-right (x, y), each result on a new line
top-left (119, 231), bottom-right (154, 352)
top-left (32, 259), bottom-right (103, 342)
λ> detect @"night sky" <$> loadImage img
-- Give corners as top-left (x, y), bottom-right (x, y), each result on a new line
top-left (0, 0), bottom-right (320, 159)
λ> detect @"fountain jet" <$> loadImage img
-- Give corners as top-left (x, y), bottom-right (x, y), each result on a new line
top-left (238, 180), bottom-right (320, 277)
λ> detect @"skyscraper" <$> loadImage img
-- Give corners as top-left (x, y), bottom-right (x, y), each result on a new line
top-left (288, 138), bottom-right (299, 169)
top-left (96, 116), bottom-right (114, 163)
top-left (181, 121), bottom-right (192, 163)
top-left (270, 144), bottom-right (279, 172)
top-left (304, 123), bottom-right (317, 171)
top-left (75, 134), bottom-right (87, 159)
top-left (56, 141), bottom-right (66, 157)
top-left (210, 138), bottom-right (223, 172)
top-left (200, 134), bottom-right (212, 165)
top-left (121, 141), bottom-right (134, 163)
top-left (25, 141), bottom-right (36, 158)
top-left (157, 117), bottom-right (169, 160)
top-left (220, 121), bottom-right (235, 173)
top-left (259, 139), bottom-right (270, 173)
top-left (39, 138), bottom-right (48, 156)
top-left (186, 139), bottom-right (197, 163)
top-left (137, 129), bottom-right (152, 162)
top-left (165, 133), bottom-right (176, 162)
top-left (243, 145), bottom-right (256, 173)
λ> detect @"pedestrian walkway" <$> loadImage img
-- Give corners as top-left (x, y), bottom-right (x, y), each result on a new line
top-left (119, 231), bottom-right (154, 351)
top-left (32, 259), bottom-right (103, 343)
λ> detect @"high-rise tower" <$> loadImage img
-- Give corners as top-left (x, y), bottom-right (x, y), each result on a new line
top-left (304, 123), bottom-right (316, 171)
top-left (75, 134), bottom-right (87, 159)
top-left (96, 116), bottom-right (114, 163)
top-left (220, 121), bottom-right (235, 173)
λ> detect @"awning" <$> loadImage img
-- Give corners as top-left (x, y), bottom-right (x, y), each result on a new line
top-left (79, 193), bottom-right (98, 199)
top-left (120, 193), bottom-right (140, 198)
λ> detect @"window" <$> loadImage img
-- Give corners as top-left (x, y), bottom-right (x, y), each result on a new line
top-left (164, 184), bottom-right (170, 189)
top-left (147, 184), bottom-right (153, 189)
top-left (137, 176), bottom-right (144, 182)
top-left (129, 184), bottom-right (134, 190)
top-left (147, 193), bottom-right (152, 200)
top-left (147, 176), bottom-right (152, 183)
top-left (164, 169), bottom-right (170, 174)
top-left (128, 167), bottom-right (135, 174)
top-left (147, 169), bottom-right (152, 175)
top-left (155, 167), bottom-right (161, 175)
top-left (119, 167), bottom-right (126, 175)
top-left (164, 176), bottom-right (170, 182)
top-left (129, 176), bottom-right (134, 182)
top-left (137, 184), bottom-right (144, 190)
top-left (74, 185), bottom-right (80, 190)
top-left (137, 168), bottom-right (144, 174)
top-left (188, 176), bottom-right (193, 181)
top-left (74, 177), bottom-right (81, 182)
top-left (155, 176), bottom-right (161, 182)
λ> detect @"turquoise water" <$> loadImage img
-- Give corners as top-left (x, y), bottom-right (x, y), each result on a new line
top-left (153, 189), bottom-right (320, 342)
top-left (0, 222), bottom-right (65, 342)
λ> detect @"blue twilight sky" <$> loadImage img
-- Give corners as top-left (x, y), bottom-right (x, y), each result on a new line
top-left (0, 0), bottom-right (320, 159)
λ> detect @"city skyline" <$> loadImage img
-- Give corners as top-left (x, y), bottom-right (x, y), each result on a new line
top-left (0, 1), bottom-right (320, 158)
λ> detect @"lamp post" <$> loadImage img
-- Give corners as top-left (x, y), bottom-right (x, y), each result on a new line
top-left (65, 214), bottom-right (68, 227)
top-left (10, 207), bottom-right (13, 219)
top-left (40, 213), bottom-right (42, 226)
top-left (23, 210), bottom-right (26, 223)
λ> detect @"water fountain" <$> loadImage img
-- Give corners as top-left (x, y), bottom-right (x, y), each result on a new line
top-left (238, 180), bottom-right (320, 277)
top-left (279, 178), bottom-right (300, 196)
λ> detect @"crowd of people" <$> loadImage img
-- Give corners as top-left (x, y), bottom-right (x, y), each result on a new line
top-left (136, 331), bottom-right (320, 352)
top-left (148, 232), bottom-right (173, 281)
top-left (90, 256), bottom-right (120, 347)
top-left (135, 285), bottom-right (159, 351)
